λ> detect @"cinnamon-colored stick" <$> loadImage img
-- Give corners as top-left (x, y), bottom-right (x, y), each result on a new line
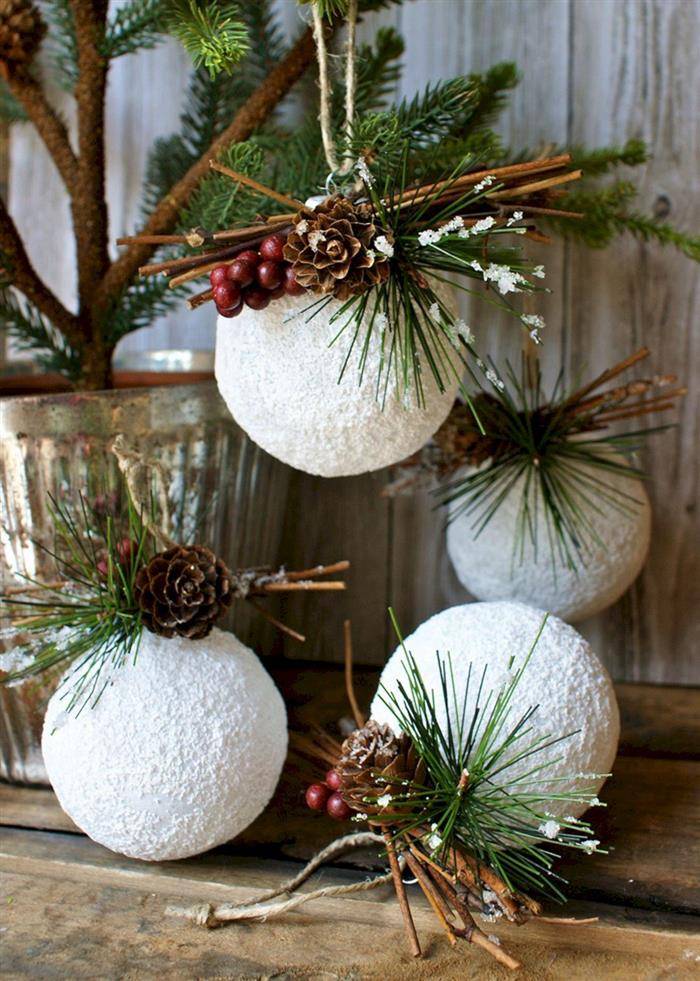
top-left (405, 852), bottom-right (458, 948)
top-left (344, 619), bottom-right (366, 729)
top-left (384, 831), bottom-right (421, 957)
top-left (209, 161), bottom-right (304, 211)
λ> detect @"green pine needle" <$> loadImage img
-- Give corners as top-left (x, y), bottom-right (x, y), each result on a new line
top-left (167, 0), bottom-right (249, 78)
top-left (0, 284), bottom-right (81, 380)
top-left (0, 490), bottom-right (151, 715)
top-left (372, 609), bottom-right (607, 900)
top-left (103, 0), bottom-right (168, 60)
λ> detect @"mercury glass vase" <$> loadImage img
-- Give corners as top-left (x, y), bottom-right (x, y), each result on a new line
top-left (0, 381), bottom-right (289, 784)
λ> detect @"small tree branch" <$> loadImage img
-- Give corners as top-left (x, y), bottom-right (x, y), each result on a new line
top-left (70, 0), bottom-right (110, 314)
top-left (0, 197), bottom-right (81, 346)
top-left (95, 23), bottom-right (323, 314)
top-left (5, 71), bottom-right (78, 193)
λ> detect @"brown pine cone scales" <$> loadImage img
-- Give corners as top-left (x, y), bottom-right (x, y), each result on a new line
top-left (283, 196), bottom-right (394, 301)
top-left (337, 720), bottom-right (426, 816)
top-left (434, 394), bottom-right (513, 470)
top-left (134, 545), bottom-right (233, 640)
top-left (0, 0), bottom-right (44, 73)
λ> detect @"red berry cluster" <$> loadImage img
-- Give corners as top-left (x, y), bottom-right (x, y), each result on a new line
top-left (210, 232), bottom-right (305, 318)
top-left (305, 769), bottom-right (352, 822)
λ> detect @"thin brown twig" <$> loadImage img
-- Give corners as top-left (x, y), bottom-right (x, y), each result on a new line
top-left (209, 161), bottom-right (304, 211)
top-left (344, 619), bottom-right (366, 729)
top-left (383, 831), bottom-right (421, 958)
top-left (404, 852), bottom-right (458, 948)
top-left (247, 598), bottom-right (305, 643)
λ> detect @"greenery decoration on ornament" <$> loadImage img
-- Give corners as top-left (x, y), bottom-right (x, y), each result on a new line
top-left (385, 347), bottom-right (686, 569)
top-left (173, 613), bottom-right (608, 971)
top-left (0, 435), bottom-right (348, 712)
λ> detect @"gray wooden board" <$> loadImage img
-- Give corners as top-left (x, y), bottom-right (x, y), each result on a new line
top-left (5, 1), bottom-right (699, 678)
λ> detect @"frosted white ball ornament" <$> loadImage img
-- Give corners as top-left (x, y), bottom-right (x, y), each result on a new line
top-left (371, 602), bottom-right (619, 820)
top-left (215, 284), bottom-right (460, 477)
top-left (42, 627), bottom-right (287, 861)
top-left (446, 456), bottom-right (651, 622)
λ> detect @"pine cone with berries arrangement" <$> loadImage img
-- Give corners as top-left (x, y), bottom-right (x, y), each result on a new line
top-left (134, 545), bottom-right (233, 640)
top-left (0, 0), bottom-right (44, 75)
top-left (283, 196), bottom-right (394, 301)
top-left (336, 720), bottom-right (426, 817)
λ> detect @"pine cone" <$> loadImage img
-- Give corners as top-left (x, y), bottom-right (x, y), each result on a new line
top-left (0, 0), bottom-right (45, 74)
top-left (337, 720), bottom-right (426, 817)
top-left (134, 545), bottom-right (233, 640)
top-left (283, 196), bottom-right (393, 301)
top-left (434, 394), bottom-right (512, 470)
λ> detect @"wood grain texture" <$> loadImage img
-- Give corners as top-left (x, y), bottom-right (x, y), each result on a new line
top-left (2, 860), bottom-right (699, 979)
top-left (5, 2), bottom-right (699, 679)
top-left (563, 0), bottom-right (700, 683)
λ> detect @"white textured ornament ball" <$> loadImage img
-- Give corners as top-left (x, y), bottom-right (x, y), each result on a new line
top-left (446, 457), bottom-right (651, 622)
top-left (371, 602), bottom-right (619, 819)
top-left (42, 628), bottom-right (287, 861)
top-left (215, 286), bottom-right (460, 477)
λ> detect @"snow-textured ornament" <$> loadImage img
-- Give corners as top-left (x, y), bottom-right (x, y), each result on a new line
top-left (446, 457), bottom-right (651, 622)
top-left (371, 601), bottom-right (619, 820)
top-left (42, 628), bottom-right (287, 861)
top-left (215, 283), bottom-right (460, 478)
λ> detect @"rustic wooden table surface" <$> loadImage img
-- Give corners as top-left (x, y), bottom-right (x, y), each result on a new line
top-left (1, 665), bottom-right (698, 980)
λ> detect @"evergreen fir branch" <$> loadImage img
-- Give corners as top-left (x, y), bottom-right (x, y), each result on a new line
top-left (166, 0), bottom-right (249, 78)
top-left (104, 274), bottom-right (184, 346)
top-left (354, 27), bottom-right (404, 115)
top-left (102, 0), bottom-right (168, 60)
top-left (551, 182), bottom-right (700, 259)
top-left (141, 133), bottom-right (196, 217)
top-left (241, 1), bottom-right (287, 81)
top-left (0, 79), bottom-right (27, 123)
top-left (460, 61), bottom-right (518, 134)
top-left (180, 141), bottom-right (271, 232)
top-left (568, 138), bottom-right (649, 176)
top-left (0, 286), bottom-right (81, 380)
top-left (40, 0), bottom-right (79, 90)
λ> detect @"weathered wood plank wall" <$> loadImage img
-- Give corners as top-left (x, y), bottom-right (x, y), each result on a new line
top-left (6, 0), bottom-right (699, 682)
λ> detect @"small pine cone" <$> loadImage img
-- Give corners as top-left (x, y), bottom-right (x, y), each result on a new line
top-left (434, 394), bottom-right (511, 469)
top-left (283, 196), bottom-right (393, 301)
top-left (134, 545), bottom-right (233, 640)
top-left (336, 720), bottom-right (426, 817)
top-left (0, 0), bottom-right (45, 73)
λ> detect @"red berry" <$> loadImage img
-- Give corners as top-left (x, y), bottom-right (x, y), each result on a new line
top-left (243, 286), bottom-right (270, 310)
top-left (326, 792), bottom-right (352, 822)
top-left (116, 538), bottom-right (135, 565)
top-left (305, 783), bottom-right (330, 812)
top-left (259, 233), bottom-right (287, 262)
top-left (283, 265), bottom-right (305, 296)
top-left (217, 300), bottom-right (242, 319)
top-left (209, 265), bottom-right (230, 288)
top-left (256, 260), bottom-right (283, 291)
top-left (268, 285), bottom-right (285, 300)
top-left (237, 249), bottom-right (260, 266)
top-left (213, 282), bottom-right (241, 309)
top-left (227, 259), bottom-right (255, 287)
top-left (325, 769), bottom-right (342, 791)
